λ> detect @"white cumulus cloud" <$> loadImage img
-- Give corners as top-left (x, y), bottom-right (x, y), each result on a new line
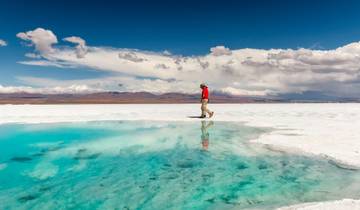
top-left (63, 36), bottom-right (88, 58)
top-left (210, 45), bottom-right (232, 56)
top-left (16, 28), bottom-right (58, 54)
top-left (14, 28), bottom-right (360, 97)
top-left (0, 84), bottom-right (101, 94)
top-left (0, 39), bottom-right (7, 47)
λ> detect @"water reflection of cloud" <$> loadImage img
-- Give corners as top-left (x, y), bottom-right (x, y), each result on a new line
top-left (0, 163), bottom-right (7, 171)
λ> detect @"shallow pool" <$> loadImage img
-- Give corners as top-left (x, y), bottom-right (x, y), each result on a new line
top-left (0, 121), bottom-right (359, 210)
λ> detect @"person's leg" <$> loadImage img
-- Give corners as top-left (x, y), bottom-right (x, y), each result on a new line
top-left (204, 100), bottom-right (214, 117)
top-left (201, 99), bottom-right (207, 117)
top-left (203, 99), bottom-right (212, 115)
top-left (205, 107), bottom-right (212, 115)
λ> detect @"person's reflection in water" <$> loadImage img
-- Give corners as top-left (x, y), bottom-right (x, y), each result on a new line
top-left (201, 121), bottom-right (214, 150)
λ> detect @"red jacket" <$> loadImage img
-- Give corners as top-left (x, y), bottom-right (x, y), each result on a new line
top-left (202, 87), bottom-right (209, 99)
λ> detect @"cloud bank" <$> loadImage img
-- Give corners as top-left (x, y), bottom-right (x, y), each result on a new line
top-left (0, 84), bottom-right (100, 94)
top-left (10, 27), bottom-right (360, 97)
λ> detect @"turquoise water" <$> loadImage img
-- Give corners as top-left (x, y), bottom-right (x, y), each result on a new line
top-left (0, 121), bottom-right (360, 210)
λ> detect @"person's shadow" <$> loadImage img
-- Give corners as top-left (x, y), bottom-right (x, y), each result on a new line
top-left (188, 116), bottom-right (204, 119)
top-left (201, 121), bottom-right (214, 150)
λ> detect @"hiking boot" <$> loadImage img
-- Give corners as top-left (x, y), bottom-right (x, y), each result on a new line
top-left (209, 112), bottom-right (214, 118)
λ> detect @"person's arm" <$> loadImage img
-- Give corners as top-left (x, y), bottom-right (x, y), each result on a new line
top-left (204, 88), bottom-right (209, 101)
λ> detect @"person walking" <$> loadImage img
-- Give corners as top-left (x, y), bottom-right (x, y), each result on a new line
top-left (200, 83), bottom-right (214, 118)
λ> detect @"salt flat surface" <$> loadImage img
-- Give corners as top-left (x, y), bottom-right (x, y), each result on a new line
top-left (1, 104), bottom-right (360, 167)
top-left (1, 103), bottom-right (360, 209)
top-left (277, 199), bottom-right (360, 210)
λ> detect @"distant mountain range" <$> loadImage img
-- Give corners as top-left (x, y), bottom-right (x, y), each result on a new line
top-left (0, 91), bottom-right (358, 104)
top-left (0, 92), bottom-right (269, 104)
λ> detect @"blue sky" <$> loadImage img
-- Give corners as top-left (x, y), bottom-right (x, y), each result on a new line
top-left (1, 0), bottom-right (360, 96)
